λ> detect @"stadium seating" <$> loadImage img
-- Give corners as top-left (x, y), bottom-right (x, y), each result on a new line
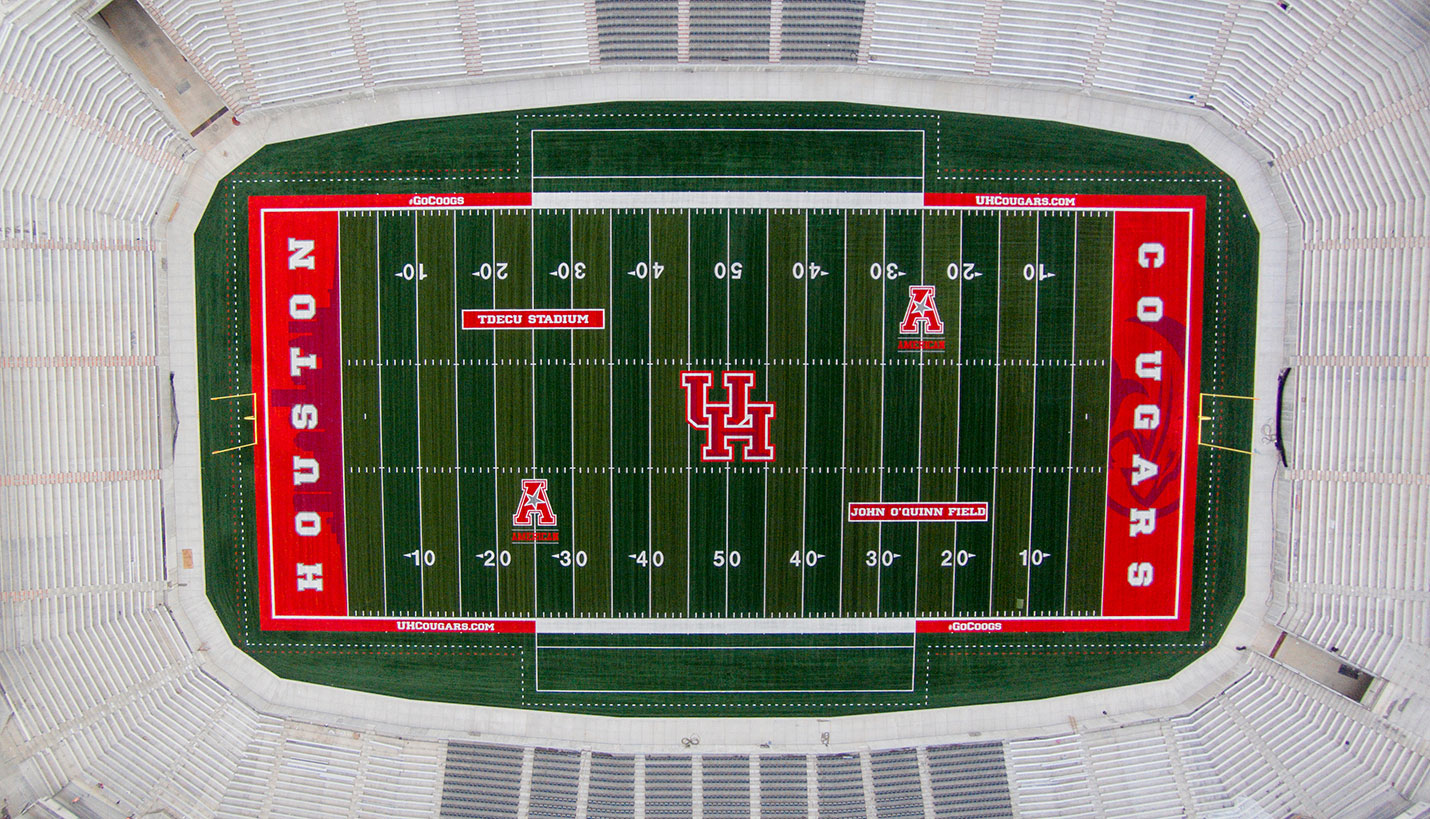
top-left (3, 0), bottom-right (1429, 814)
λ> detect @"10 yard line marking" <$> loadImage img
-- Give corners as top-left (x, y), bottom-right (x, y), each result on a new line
top-left (414, 212), bottom-right (426, 614)
top-left (1023, 212), bottom-right (1041, 616)
top-left (838, 210), bottom-right (848, 616)
top-left (1062, 214), bottom-right (1079, 615)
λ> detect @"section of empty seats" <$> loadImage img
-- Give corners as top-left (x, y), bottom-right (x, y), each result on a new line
top-left (701, 755), bottom-right (753, 817)
top-left (586, 752), bottom-right (637, 818)
top-left (526, 747), bottom-right (582, 818)
top-left (926, 741), bottom-right (1014, 819)
top-left (0, 8), bottom-right (183, 210)
top-left (440, 741), bottom-right (525, 818)
top-left (147, 0), bottom-right (363, 106)
top-left (867, 748), bottom-right (923, 818)
top-left (348, 2), bottom-right (469, 87)
top-left (777, 0), bottom-right (862, 61)
top-left (985, 0), bottom-right (1098, 86)
top-left (1076, 722), bottom-right (1221, 818)
top-left (357, 737), bottom-right (445, 818)
top-left (687, 0), bottom-right (771, 60)
top-left (1091, 0), bottom-right (1222, 101)
top-left (863, 0), bottom-right (983, 73)
top-left (814, 752), bottom-right (868, 818)
top-left (82, 668), bottom-right (260, 818)
top-left (593, 0), bottom-right (679, 62)
top-left (643, 755), bottom-right (694, 818)
top-left (1172, 661), bottom-right (1430, 818)
top-left (471, 0), bottom-right (592, 73)
top-left (758, 755), bottom-right (809, 818)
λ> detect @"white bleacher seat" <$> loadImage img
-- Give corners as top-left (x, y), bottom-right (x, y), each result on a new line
top-left (3, 0), bottom-right (1430, 815)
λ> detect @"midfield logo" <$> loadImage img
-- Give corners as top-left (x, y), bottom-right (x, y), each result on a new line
top-left (681, 371), bottom-right (776, 462)
top-left (898, 285), bottom-right (946, 351)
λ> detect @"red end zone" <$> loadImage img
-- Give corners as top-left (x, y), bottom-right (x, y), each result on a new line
top-left (248, 193), bottom-right (1203, 634)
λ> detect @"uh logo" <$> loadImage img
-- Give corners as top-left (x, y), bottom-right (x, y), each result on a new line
top-left (680, 371), bottom-right (776, 462)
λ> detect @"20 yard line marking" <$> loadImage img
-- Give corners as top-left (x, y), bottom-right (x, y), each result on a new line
top-left (491, 214), bottom-right (502, 616)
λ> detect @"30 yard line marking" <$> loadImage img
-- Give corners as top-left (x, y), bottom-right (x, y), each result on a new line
top-left (877, 210), bottom-right (886, 614)
top-left (914, 209), bottom-right (924, 616)
top-left (570, 212), bottom-right (577, 616)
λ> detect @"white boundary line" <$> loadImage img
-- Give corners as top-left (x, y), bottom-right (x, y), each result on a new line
top-left (258, 201), bottom-right (1199, 628)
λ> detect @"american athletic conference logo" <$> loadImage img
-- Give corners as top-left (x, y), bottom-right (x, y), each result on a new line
top-left (680, 371), bottom-right (776, 462)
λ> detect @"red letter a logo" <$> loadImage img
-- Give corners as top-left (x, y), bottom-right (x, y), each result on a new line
top-left (899, 285), bottom-right (944, 334)
top-left (512, 478), bottom-right (558, 527)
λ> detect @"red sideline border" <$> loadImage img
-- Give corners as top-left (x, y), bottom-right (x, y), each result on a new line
top-left (248, 192), bottom-right (1203, 634)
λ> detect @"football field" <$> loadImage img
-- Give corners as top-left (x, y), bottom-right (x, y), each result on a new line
top-left (249, 196), bottom-right (1202, 632)
top-left (199, 102), bottom-right (1254, 711)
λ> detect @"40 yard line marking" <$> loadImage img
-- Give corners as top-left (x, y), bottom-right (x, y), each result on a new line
top-left (647, 209), bottom-right (654, 615)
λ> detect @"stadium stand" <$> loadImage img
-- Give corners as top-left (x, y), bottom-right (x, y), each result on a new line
top-left (2, 0), bottom-right (1429, 815)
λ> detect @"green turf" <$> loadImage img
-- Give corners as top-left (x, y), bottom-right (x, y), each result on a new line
top-left (196, 101), bottom-right (1256, 715)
